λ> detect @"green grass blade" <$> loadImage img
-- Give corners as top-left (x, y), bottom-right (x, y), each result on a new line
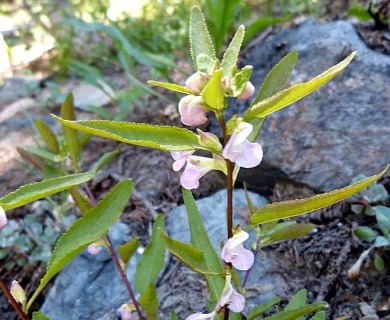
top-left (27, 179), bottom-right (133, 311)
top-left (52, 116), bottom-right (204, 152)
top-left (0, 172), bottom-right (95, 210)
top-left (249, 166), bottom-right (388, 228)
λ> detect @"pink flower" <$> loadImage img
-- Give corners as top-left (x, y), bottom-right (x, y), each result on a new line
top-left (221, 229), bottom-right (254, 271)
top-left (119, 303), bottom-right (133, 320)
top-left (185, 311), bottom-right (216, 320)
top-left (171, 151), bottom-right (195, 171)
top-left (178, 95), bottom-right (208, 126)
top-left (237, 81), bottom-right (255, 101)
top-left (88, 243), bottom-right (102, 255)
top-left (185, 73), bottom-right (204, 94)
top-left (222, 121), bottom-right (263, 168)
top-left (216, 274), bottom-right (245, 313)
top-left (0, 206), bottom-right (7, 231)
top-left (180, 155), bottom-right (226, 190)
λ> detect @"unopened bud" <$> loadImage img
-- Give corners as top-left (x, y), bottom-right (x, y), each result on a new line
top-left (197, 129), bottom-right (222, 153)
top-left (88, 243), bottom-right (102, 255)
top-left (11, 280), bottom-right (26, 307)
top-left (119, 303), bottom-right (133, 320)
top-left (0, 206), bottom-right (7, 231)
top-left (185, 73), bottom-right (204, 94)
top-left (237, 81), bottom-right (255, 101)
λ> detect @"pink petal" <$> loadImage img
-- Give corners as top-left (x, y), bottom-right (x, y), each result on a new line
top-left (221, 238), bottom-right (234, 263)
top-left (238, 81), bottom-right (255, 101)
top-left (179, 96), bottom-right (208, 126)
top-left (0, 206), bottom-right (7, 231)
top-left (228, 291), bottom-right (246, 312)
top-left (88, 243), bottom-right (101, 255)
top-left (185, 311), bottom-right (215, 320)
top-left (234, 140), bottom-right (263, 168)
top-left (180, 166), bottom-right (207, 189)
top-left (231, 248), bottom-right (254, 271)
top-left (185, 73), bottom-right (203, 94)
top-left (171, 151), bottom-right (194, 171)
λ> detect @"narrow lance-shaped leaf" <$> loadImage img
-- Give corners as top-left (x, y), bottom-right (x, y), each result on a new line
top-left (34, 119), bottom-right (60, 154)
top-left (309, 311), bottom-right (326, 320)
top-left (139, 283), bottom-right (159, 320)
top-left (17, 147), bottom-right (44, 171)
top-left (118, 237), bottom-right (139, 268)
top-left (221, 25), bottom-right (245, 78)
top-left (147, 80), bottom-right (192, 94)
top-left (134, 215), bottom-right (165, 295)
top-left (60, 93), bottom-right (80, 169)
top-left (243, 52), bottom-right (356, 121)
top-left (263, 223), bottom-right (315, 244)
top-left (27, 179), bottom-right (133, 311)
top-left (247, 296), bottom-right (281, 320)
top-left (202, 69), bottom-right (225, 110)
top-left (53, 116), bottom-right (206, 152)
top-left (285, 289), bottom-right (307, 312)
top-left (159, 230), bottom-right (222, 276)
top-left (32, 311), bottom-right (50, 320)
top-left (190, 6), bottom-right (216, 70)
top-left (91, 149), bottom-right (120, 173)
top-left (248, 50), bottom-right (298, 142)
top-left (183, 189), bottom-right (224, 303)
top-left (248, 166), bottom-right (388, 228)
top-left (0, 171), bottom-right (95, 211)
top-left (263, 302), bottom-right (328, 320)
top-left (24, 146), bottom-right (62, 163)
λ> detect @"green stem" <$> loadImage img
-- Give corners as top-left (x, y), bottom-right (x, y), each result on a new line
top-left (0, 277), bottom-right (29, 320)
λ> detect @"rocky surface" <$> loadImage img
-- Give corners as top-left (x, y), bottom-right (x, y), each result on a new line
top-left (225, 20), bottom-right (390, 193)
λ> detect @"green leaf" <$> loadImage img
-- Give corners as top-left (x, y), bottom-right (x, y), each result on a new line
top-left (247, 296), bottom-right (281, 320)
top-left (308, 311), bottom-right (326, 320)
top-left (32, 311), bottom-right (50, 320)
top-left (285, 289), bottom-right (307, 312)
top-left (183, 188), bottom-right (224, 303)
top-left (159, 230), bottom-right (221, 276)
top-left (354, 226), bottom-right (377, 242)
top-left (264, 223), bottom-right (315, 244)
top-left (243, 52), bottom-right (356, 121)
top-left (91, 149), bottom-right (120, 173)
top-left (24, 146), bottom-right (62, 163)
top-left (0, 171), bottom-right (95, 211)
top-left (170, 312), bottom-right (179, 320)
top-left (17, 147), bottom-right (44, 171)
top-left (244, 16), bottom-right (292, 44)
top-left (134, 215), bottom-right (165, 295)
top-left (52, 116), bottom-right (204, 152)
top-left (221, 25), bottom-right (245, 78)
top-left (61, 93), bottom-right (80, 168)
top-left (374, 206), bottom-right (390, 236)
top-left (118, 237), bottom-right (140, 268)
top-left (190, 6), bottom-right (216, 70)
top-left (139, 283), bottom-right (159, 320)
top-left (374, 236), bottom-right (390, 248)
top-left (347, 6), bottom-right (372, 22)
top-left (263, 302), bottom-right (327, 320)
top-left (248, 166), bottom-right (388, 228)
top-left (374, 253), bottom-right (385, 271)
top-left (202, 69), bottom-right (226, 110)
top-left (34, 119), bottom-right (60, 154)
top-left (233, 65), bottom-right (253, 97)
top-left (27, 179), bottom-right (133, 311)
top-left (147, 80), bottom-right (192, 94)
top-left (69, 187), bottom-right (93, 214)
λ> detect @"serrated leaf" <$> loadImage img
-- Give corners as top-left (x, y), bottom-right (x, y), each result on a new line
top-left (183, 188), bottom-right (224, 303)
top-left (264, 302), bottom-right (327, 320)
top-left (233, 66), bottom-right (253, 97)
top-left (134, 215), bottom-right (165, 295)
top-left (247, 296), bottom-right (281, 320)
top-left (27, 179), bottom-right (132, 311)
top-left (202, 69), bottom-right (225, 110)
top-left (43, 165), bottom-right (65, 179)
top-left (159, 230), bottom-right (221, 276)
top-left (118, 237), bottom-right (139, 268)
top-left (32, 311), bottom-right (50, 320)
top-left (91, 149), bottom-right (120, 173)
top-left (17, 147), bottom-right (44, 171)
top-left (221, 25), bottom-right (245, 78)
top-left (264, 223), bottom-right (315, 244)
top-left (243, 52), bottom-right (356, 121)
top-left (0, 171), bottom-right (95, 211)
top-left (197, 54), bottom-right (217, 74)
top-left (249, 166), bottom-right (388, 228)
top-left (308, 311), bottom-right (326, 320)
top-left (34, 119), bottom-right (60, 154)
top-left (139, 283), bottom-right (159, 320)
top-left (354, 226), bottom-right (377, 242)
top-left (52, 116), bottom-right (204, 152)
top-left (147, 80), bottom-right (192, 94)
top-left (285, 289), bottom-right (307, 312)
top-left (61, 93), bottom-right (80, 168)
top-left (190, 6), bottom-right (216, 70)
top-left (24, 146), bottom-right (62, 163)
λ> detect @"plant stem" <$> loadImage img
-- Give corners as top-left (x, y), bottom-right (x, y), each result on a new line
top-left (83, 184), bottom-right (144, 320)
top-left (0, 277), bottom-right (29, 320)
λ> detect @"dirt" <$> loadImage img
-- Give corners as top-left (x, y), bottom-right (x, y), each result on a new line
top-left (1, 14), bottom-right (390, 320)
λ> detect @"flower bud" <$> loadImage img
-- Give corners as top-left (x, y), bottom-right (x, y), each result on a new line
top-left (178, 95), bottom-right (208, 126)
top-left (197, 129), bottom-right (222, 153)
top-left (185, 72), bottom-right (204, 94)
top-left (11, 280), bottom-right (26, 307)
top-left (88, 243), bottom-right (102, 255)
top-left (0, 206), bottom-right (7, 231)
top-left (237, 81), bottom-right (255, 101)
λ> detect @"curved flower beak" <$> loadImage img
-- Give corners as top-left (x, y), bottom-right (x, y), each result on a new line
top-left (222, 121), bottom-right (263, 168)
top-left (221, 229), bottom-right (254, 271)
top-left (178, 95), bottom-right (208, 126)
top-left (0, 206), bottom-right (7, 231)
top-left (216, 274), bottom-right (245, 313)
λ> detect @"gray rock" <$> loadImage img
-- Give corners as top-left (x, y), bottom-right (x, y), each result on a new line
top-left (166, 188), bottom-right (268, 251)
top-left (224, 20), bottom-right (390, 192)
top-left (41, 222), bottom-right (138, 320)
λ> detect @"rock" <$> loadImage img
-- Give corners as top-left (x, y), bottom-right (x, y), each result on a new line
top-left (166, 188), bottom-right (268, 251)
top-left (41, 222), bottom-right (139, 320)
top-left (224, 20), bottom-right (390, 192)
